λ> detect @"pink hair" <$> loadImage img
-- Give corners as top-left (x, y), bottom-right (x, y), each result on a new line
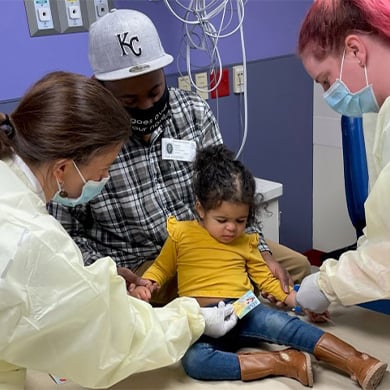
top-left (298, 0), bottom-right (390, 59)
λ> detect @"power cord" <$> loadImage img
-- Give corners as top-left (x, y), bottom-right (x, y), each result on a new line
top-left (163, 0), bottom-right (248, 158)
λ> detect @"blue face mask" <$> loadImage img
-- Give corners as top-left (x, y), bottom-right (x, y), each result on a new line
top-left (323, 50), bottom-right (379, 117)
top-left (52, 161), bottom-right (110, 207)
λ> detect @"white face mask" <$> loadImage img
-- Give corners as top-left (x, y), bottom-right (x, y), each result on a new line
top-left (323, 49), bottom-right (379, 117)
top-left (52, 161), bottom-right (110, 207)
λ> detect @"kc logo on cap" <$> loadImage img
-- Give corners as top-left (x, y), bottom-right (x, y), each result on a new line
top-left (116, 32), bottom-right (142, 57)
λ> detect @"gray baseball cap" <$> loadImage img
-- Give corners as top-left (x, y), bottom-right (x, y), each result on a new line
top-left (89, 9), bottom-right (173, 81)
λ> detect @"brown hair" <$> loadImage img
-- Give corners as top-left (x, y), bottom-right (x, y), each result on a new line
top-left (193, 144), bottom-right (260, 227)
top-left (0, 71), bottom-right (131, 165)
top-left (298, 0), bottom-right (390, 60)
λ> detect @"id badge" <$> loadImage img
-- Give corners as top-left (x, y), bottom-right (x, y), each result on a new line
top-left (161, 138), bottom-right (196, 162)
top-left (232, 290), bottom-right (261, 319)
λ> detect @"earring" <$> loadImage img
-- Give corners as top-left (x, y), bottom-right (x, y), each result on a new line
top-left (58, 182), bottom-right (68, 198)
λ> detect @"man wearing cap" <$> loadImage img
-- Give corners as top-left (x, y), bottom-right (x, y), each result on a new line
top-left (49, 8), bottom-right (310, 305)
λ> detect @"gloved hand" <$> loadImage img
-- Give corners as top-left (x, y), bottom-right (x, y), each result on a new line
top-left (200, 301), bottom-right (238, 338)
top-left (296, 272), bottom-right (330, 313)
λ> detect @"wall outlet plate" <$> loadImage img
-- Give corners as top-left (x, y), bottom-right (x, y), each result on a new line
top-left (233, 65), bottom-right (244, 94)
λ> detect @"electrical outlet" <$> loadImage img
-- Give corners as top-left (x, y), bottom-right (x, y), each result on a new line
top-left (195, 72), bottom-right (209, 100)
top-left (66, 4), bottom-right (83, 26)
top-left (233, 65), bottom-right (244, 94)
top-left (24, 0), bottom-right (112, 35)
top-left (56, 0), bottom-right (87, 33)
top-left (94, 0), bottom-right (110, 18)
top-left (37, 6), bottom-right (52, 24)
top-left (178, 75), bottom-right (192, 91)
top-left (85, 0), bottom-right (113, 27)
top-left (24, 0), bottom-right (60, 36)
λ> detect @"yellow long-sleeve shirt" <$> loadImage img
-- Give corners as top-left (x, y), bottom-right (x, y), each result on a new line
top-left (143, 216), bottom-right (288, 302)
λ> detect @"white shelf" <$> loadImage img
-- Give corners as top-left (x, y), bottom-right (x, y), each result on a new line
top-left (254, 177), bottom-right (283, 243)
top-left (255, 177), bottom-right (283, 201)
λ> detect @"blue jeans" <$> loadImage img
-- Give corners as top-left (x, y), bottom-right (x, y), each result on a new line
top-left (182, 301), bottom-right (324, 380)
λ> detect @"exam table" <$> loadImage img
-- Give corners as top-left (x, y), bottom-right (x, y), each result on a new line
top-left (26, 303), bottom-right (389, 390)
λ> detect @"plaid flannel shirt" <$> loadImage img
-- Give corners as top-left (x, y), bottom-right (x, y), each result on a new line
top-left (48, 88), bottom-right (269, 269)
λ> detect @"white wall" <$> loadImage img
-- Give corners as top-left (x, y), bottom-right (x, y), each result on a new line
top-left (312, 83), bottom-right (357, 252)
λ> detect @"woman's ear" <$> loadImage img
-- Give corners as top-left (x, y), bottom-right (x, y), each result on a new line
top-left (344, 34), bottom-right (367, 66)
top-left (52, 159), bottom-right (71, 184)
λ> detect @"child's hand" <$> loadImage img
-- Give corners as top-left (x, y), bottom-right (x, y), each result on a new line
top-left (146, 280), bottom-right (160, 294)
top-left (304, 309), bottom-right (332, 323)
top-left (117, 267), bottom-right (151, 295)
top-left (130, 286), bottom-right (152, 302)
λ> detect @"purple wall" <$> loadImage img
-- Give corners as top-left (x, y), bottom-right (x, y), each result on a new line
top-left (115, 0), bottom-right (312, 73)
top-left (1, 0), bottom-right (90, 100)
top-left (1, 0), bottom-right (314, 252)
top-left (0, 0), bottom-right (312, 100)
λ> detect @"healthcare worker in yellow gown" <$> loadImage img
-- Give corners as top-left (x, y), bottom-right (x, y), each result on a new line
top-left (0, 71), bottom-right (237, 389)
top-left (296, 0), bottom-right (390, 312)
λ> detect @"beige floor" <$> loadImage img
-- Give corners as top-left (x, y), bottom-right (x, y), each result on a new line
top-left (25, 303), bottom-right (389, 390)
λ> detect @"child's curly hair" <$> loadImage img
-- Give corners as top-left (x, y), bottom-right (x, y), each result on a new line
top-left (192, 144), bottom-right (261, 226)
